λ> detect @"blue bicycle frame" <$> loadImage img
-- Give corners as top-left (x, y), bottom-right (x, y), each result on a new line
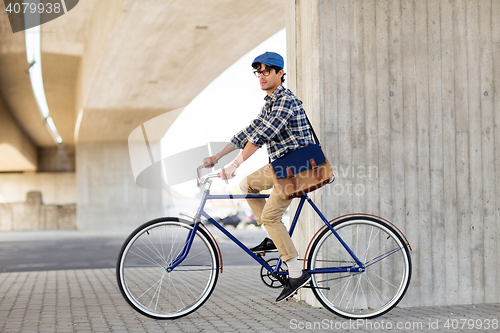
top-left (168, 190), bottom-right (366, 275)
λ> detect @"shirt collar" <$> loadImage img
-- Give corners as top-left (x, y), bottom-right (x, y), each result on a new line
top-left (264, 85), bottom-right (285, 102)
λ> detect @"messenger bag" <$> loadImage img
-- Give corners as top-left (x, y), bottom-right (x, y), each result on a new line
top-left (270, 114), bottom-right (334, 200)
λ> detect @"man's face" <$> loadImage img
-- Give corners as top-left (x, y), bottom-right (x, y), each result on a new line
top-left (255, 63), bottom-right (283, 94)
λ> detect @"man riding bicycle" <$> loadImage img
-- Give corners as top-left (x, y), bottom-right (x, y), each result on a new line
top-left (203, 52), bottom-right (313, 303)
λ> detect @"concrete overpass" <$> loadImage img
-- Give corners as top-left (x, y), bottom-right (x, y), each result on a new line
top-left (1, 0), bottom-right (285, 157)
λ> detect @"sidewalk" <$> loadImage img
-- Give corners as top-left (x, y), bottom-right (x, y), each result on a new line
top-left (0, 264), bottom-right (499, 333)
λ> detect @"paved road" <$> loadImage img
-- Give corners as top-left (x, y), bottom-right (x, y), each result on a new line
top-left (0, 227), bottom-right (273, 273)
top-left (1, 265), bottom-right (498, 332)
top-left (0, 237), bottom-right (124, 272)
top-left (1, 229), bottom-right (499, 332)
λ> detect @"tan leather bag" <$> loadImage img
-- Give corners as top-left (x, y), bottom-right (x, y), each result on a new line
top-left (270, 156), bottom-right (334, 200)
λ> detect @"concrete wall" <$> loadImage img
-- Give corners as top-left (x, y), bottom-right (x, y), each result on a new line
top-left (0, 95), bottom-right (37, 172)
top-left (0, 173), bottom-right (76, 230)
top-left (0, 172), bottom-right (76, 204)
top-left (287, 0), bottom-right (500, 308)
top-left (37, 146), bottom-right (76, 173)
top-left (0, 191), bottom-right (76, 231)
top-left (76, 143), bottom-right (164, 231)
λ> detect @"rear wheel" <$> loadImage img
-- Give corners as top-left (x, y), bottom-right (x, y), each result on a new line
top-left (116, 217), bottom-right (219, 319)
top-left (307, 216), bottom-right (411, 319)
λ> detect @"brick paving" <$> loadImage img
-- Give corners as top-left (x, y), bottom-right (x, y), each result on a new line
top-left (0, 265), bottom-right (499, 333)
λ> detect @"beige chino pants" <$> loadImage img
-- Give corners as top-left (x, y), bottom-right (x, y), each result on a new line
top-left (239, 164), bottom-right (298, 262)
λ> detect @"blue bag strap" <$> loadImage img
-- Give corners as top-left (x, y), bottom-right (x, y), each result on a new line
top-left (303, 111), bottom-right (320, 146)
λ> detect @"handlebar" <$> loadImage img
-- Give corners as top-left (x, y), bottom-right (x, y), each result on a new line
top-left (197, 165), bottom-right (220, 184)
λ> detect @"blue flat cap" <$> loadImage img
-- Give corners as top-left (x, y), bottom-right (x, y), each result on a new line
top-left (252, 52), bottom-right (284, 69)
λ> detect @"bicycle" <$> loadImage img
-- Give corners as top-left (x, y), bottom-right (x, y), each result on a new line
top-left (116, 166), bottom-right (412, 320)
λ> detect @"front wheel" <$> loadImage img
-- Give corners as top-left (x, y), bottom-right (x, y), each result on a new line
top-left (307, 216), bottom-right (411, 319)
top-left (116, 217), bottom-right (220, 319)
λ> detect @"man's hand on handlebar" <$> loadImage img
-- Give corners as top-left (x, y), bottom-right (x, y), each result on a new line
top-left (203, 156), bottom-right (218, 168)
top-left (218, 164), bottom-right (236, 180)
top-left (202, 155), bottom-right (237, 180)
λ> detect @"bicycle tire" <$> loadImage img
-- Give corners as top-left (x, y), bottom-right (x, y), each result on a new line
top-left (307, 215), bottom-right (411, 319)
top-left (116, 217), bottom-right (220, 319)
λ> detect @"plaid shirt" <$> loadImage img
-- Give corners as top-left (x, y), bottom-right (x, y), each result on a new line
top-left (230, 85), bottom-right (314, 160)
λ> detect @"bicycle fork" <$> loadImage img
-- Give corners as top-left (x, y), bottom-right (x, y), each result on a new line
top-left (167, 190), bottom-right (211, 271)
top-left (166, 222), bottom-right (200, 272)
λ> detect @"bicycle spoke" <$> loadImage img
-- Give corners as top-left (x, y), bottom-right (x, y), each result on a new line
top-left (335, 274), bottom-right (352, 307)
top-left (365, 270), bottom-right (399, 290)
top-left (358, 276), bottom-right (369, 311)
top-left (324, 238), bottom-right (353, 265)
top-left (364, 246), bottom-right (404, 267)
top-left (361, 226), bottom-right (380, 263)
top-left (137, 275), bottom-right (164, 301)
top-left (128, 249), bottom-right (164, 268)
top-left (346, 274), bottom-right (361, 311)
top-left (366, 238), bottom-right (393, 264)
top-left (172, 270), bottom-right (202, 297)
top-left (169, 271), bottom-right (186, 309)
top-left (136, 238), bottom-right (167, 267)
top-left (146, 233), bottom-right (168, 265)
top-left (167, 225), bottom-right (184, 265)
top-left (157, 226), bottom-right (166, 268)
top-left (362, 272), bottom-right (388, 305)
top-left (150, 271), bottom-right (165, 310)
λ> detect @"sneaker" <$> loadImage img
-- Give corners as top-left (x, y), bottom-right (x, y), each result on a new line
top-left (249, 237), bottom-right (278, 253)
top-left (276, 271), bottom-right (311, 303)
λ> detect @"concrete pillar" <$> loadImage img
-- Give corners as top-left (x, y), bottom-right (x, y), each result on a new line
top-left (76, 143), bottom-right (164, 231)
top-left (287, 0), bottom-right (500, 308)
